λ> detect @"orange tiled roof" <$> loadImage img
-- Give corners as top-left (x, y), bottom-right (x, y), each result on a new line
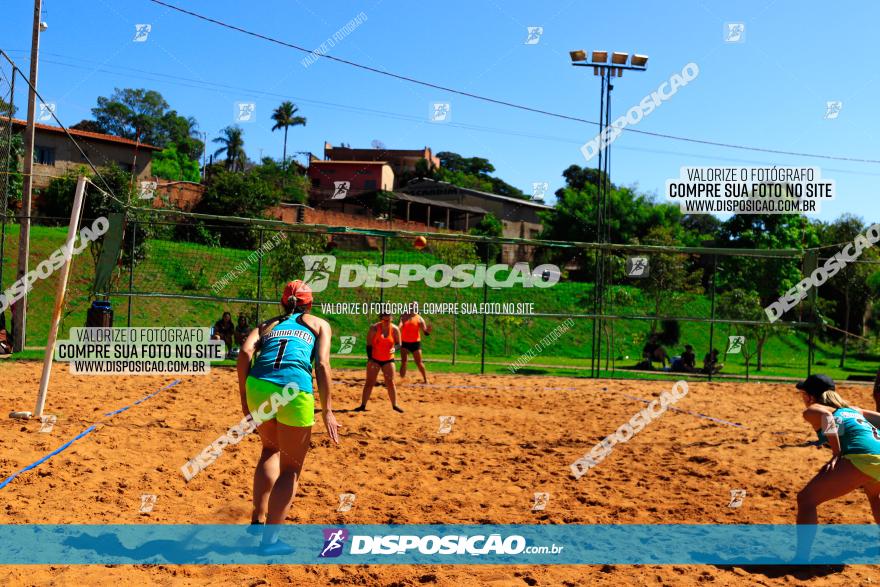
top-left (5, 117), bottom-right (162, 150)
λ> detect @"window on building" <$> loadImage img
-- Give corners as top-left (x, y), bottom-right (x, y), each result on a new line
top-left (34, 146), bottom-right (55, 166)
top-left (355, 169), bottom-right (370, 175)
top-left (364, 180), bottom-right (377, 190)
top-left (117, 162), bottom-right (134, 172)
top-left (311, 177), bottom-right (321, 188)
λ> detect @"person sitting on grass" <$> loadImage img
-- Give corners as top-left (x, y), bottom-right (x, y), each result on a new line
top-left (702, 348), bottom-right (723, 374)
top-left (235, 314), bottom-right (252, 348)
top-left (671, 344), bottom-right (697, 373)
top-left (212, 311), bottom-right (235, 358)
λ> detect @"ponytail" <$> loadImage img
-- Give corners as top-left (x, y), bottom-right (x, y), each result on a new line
top-left (817, 390), bottom-right (849, 409)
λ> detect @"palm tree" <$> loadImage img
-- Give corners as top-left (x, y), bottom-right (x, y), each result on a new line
top-left (213, 125), bottom-right (246, 172)
top-left (270, 101), bottom-right (306, 169)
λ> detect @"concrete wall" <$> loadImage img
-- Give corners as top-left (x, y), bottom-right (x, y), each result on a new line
top-left (31, 131), bottom-right (154, 190)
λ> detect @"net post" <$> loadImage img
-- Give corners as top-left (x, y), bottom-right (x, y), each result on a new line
top-left (33, 175), bottom-right (87, 419)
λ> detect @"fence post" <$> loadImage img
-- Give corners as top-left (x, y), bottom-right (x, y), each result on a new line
top-left (379, 235), bottom-right (387, 305)
top-left (480, 272), bottom-right (488, 374)
top-left (452, 291), bottom-right (457, 365)
top-left (126, 219), bottom-right (136, 327)
top-left (256, 228), bottom-right (264, 325)
top-left (707, 254), bottom-right (717, 382)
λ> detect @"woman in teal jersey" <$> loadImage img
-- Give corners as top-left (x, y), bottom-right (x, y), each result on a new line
top-left (237, 279), bottom-right (339, 555)
top-left (795, 374), bottom-right (880, 560)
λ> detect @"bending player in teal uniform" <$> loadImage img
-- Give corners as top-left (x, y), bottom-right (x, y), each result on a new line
top-left (237, 280), bottom-right (339, 555)
top-left (795, 374), bottom-right (880, 560)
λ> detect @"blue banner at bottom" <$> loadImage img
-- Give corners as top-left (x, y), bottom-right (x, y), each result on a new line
top-left (0, 524), bottom-right (878, 565)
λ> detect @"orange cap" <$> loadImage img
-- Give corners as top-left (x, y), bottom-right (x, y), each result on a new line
top-left (282, 280), bottom-right (313, 308)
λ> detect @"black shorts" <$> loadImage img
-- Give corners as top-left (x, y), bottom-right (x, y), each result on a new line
top-left (401, 341), bottom-right (421, 352)
top-left (370, 357), bottom-right (395, 367)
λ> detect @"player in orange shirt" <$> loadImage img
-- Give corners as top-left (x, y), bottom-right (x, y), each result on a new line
top-left (399, 302), bottom-right (431, 384)
top-left (354, 310), bottom-right (403, 413)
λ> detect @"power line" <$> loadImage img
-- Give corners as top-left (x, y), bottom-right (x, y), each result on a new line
top-left (148, 0), bottom-right (880, 165)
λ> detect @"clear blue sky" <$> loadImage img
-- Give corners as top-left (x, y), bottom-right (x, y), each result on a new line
top-left (1, 0), bottom-right (877, 223)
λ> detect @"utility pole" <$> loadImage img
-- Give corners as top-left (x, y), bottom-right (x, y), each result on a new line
top-left (13, 0), bottom-right (44, 352)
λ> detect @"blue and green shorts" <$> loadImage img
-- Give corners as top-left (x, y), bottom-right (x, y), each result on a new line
top-left (245, 375), bottom-right (315, 427)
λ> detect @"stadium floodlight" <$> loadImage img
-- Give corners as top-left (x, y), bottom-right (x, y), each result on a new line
top-left (631, 54), bottom-right (649, 67)
top-left (569, 49), bottom-right (649, 378)
top-left (569, 50), bottom-right (586, 62)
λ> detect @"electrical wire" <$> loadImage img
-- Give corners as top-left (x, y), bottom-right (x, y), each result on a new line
top-left (148, 0), bottom-right (880, 165)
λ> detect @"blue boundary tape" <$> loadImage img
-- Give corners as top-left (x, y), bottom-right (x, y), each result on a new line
top-left (0, 379), bottom-right (182, 490)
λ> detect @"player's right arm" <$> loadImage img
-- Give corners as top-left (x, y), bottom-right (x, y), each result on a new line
top-left (313, 317), bottom-right (339, 445)
top-left (366, 323), bottom-right (376, 359)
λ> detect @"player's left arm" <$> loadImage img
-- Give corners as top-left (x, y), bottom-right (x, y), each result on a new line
top-left (236, 328), bottom-right (261, 417)
top-left (420, 315), bottom-right (431, 335)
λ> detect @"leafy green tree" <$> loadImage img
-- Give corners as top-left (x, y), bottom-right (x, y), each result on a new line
top-left (251, 157), bottom-right (309, 203)
top-left (470, 212), bottom-right (503, 263)
top-left (815, 215), bottom-right (876, 366)
top-left (717, 214), bottom-right (819, 318)
top-left (0, 95), bottom-right (16, 117)
top-left (1, 133), bottom-right (22, 208)
top-left (435, 151), bottom-right (526, 199)
top-left (190, 167), bottom-right (281, 247)
top-left (213, 126), bottom-right (247, 172)
top-left (717, 288), bottom-right (767, 377)
top-left (86, 88), bottom-right (203, 166)
top-left (637, 225), bottom-right (702, 333)
top-left (152, 144), bottom-right (200, 182)
top-left (270, 101), bottom-right (306, 169)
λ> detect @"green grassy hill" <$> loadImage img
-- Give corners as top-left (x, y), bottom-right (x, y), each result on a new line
top-left (1, 223), bottom-right (876, 382)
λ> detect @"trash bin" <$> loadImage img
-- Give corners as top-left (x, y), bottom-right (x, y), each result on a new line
top-left (86, 300), bottom-right (114, 328)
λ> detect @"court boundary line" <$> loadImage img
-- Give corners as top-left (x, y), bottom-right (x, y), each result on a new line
top-left (0, 379), bottom-right (182, 491)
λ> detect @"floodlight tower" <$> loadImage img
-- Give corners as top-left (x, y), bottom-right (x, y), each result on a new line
top-left (569, 50), bottom-right (648, 377)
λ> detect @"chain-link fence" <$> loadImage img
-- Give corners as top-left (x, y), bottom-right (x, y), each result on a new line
top-left (21, 211), bottom-right (812, 381)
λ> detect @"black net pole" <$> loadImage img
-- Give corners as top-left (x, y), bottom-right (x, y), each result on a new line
top-left (126, 220), bottom-right (136, 327)
top-left (256, 228), bottom-right (264, 325)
